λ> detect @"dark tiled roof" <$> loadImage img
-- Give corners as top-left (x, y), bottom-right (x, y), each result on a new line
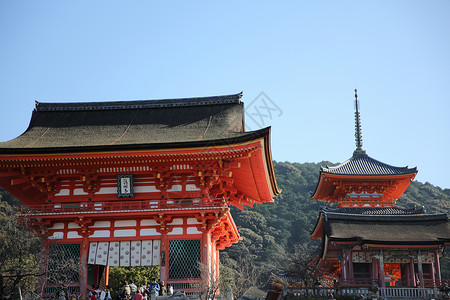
top-left (35, 93), bottom-right (243, 112)
top-left (322, 212), bottom-right (450, 244)
top-left (321, 206), bottom-right (425, 215)
top-left (0, 93), bottom-right (268, 154)
top-left (320, 151), bottom-right (417, 176)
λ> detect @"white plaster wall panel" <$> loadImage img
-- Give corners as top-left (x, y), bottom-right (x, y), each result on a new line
top-left (67, 231), bottom-right (82, 239)
top-left (186, 184), bottom-right (201, 191)
top-left (88, 242), bottom-right (98, 264)
top-left (114, 229), bottom-right (136, 237)
top-left (54, 189), bottom-right (70, 196)
top-left (152, 240), bottom-right (161, 265)
top-left (68, 222), bottom-right (81, 229)
top-left (187, 218), bottom-right (201, 225)
top-left (135, 185), bottom-right (158, 193)
top-left (170, 218), bottom-right (183, 225)
top-left (108, 242), bottom-right (120, 266)
top-left (92, 221), bottom-right (111, 228)
top-left (141, 219), bottom-right (158, 226)
top-left (93, 203), bottom-right (103, 211)
top-left (168, 228), bottom-right (183, 235)
top-left (91, 230), bottom-right (111, 238)
top-left (141, 240), bottom-right (153, 266)
top-left (96, 187), bottom-right (117, 195)
top-left (115, 220), bottom-right (137, 227)
top-left (120, 241), bottom-right (131, 266)
top-left (130, 241), bottom-right (142, 266)
top-left (49, 232), bottom-right (64, 239)
top-left (96, 242), bottom-right (109, 266)
top-left (148, 201), bottom-right (158, 208)
top-left (167, 185), bottom-right (182, 192)
top-left (50, 223), bottom-right (65, 229)
top-left (140, 228), bottom-right (159, 236)
top-left (73, 188), bottom-right (88, 195)
top-left (187, 227), bottom-right (201, 235)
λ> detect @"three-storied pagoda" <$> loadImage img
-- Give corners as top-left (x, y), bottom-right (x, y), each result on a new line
top-left (311, 90), bottom-right (450, 289)
top-left (0, 93), bottom-right (279, 297)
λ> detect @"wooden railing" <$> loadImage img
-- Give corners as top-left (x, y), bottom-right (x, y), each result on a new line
top-left (338, 278), bottom-right (449, 289)
top-left (18, 198), bottom-right (228, 215)
top-left (285, 286), bottom-right (449, 299)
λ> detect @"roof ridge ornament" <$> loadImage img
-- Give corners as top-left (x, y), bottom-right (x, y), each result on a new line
top-left (353, 89), bottom-right (366, 156)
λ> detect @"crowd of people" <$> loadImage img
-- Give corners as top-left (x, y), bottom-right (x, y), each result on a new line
top-left (88, 279), bottom-right (174, 300)
top-left (88, 285), bottom-right (112, 300)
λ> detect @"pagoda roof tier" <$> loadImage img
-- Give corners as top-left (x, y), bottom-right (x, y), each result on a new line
top-left (311, 206), bottom-right (425, 239)
top-left (321, 206), bottom-right (425, 215)
top-left (311, 151), bottom-right (417, 207)
top-left (0, 92), bottom-right (266, 154)
top-left (311, 91), bottom-right (418, 207)
top-left (311, 210), bottom-right (450, 246)
top-left (319, 151), bottom-right (417, 176)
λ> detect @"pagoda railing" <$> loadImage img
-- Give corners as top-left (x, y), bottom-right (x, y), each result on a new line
top-left (18, 198), bottom-right (228, 215)
top-left (337, 278), bottom-right (449, 289)
top-left (284, 285), bottom-right (449, 299)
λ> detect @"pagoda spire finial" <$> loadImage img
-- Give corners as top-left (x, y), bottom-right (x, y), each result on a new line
top-left (353, 89), bottom-right (366, 156)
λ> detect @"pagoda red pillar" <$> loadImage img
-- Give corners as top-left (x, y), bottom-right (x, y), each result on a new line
top-left (430, 262), bottom-right (436, 287)
top-left (404, 263), bottom-right (410, 287)
top-left (417, 253), bottom-right (425, 288)
top-left (409, 257), bottom-right (416, 287)
top-left (348, 251), bottom-right (354, 284)
top-left (341, 249), bottom-right (348, 283)
top-left (378, 253), bottom-right (385, 289)
top-left (371, 256), bottom-right (378, 285)
top-left (435, 250), bottom-right (442, 286)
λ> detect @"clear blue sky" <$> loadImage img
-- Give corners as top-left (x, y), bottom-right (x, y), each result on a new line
top-left (1, 1), bottom-right (449, 189)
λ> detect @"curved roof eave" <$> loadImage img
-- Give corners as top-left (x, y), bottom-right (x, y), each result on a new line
top-left (0, 127), bottom-right (271, 155)
top-left (261, 127), bottom-right (281, 197)
top-left (320, 152), bottom-right (418, 176)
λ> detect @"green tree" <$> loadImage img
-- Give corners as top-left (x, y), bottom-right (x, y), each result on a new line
top-left (0, 200), bottom-right (43, 300)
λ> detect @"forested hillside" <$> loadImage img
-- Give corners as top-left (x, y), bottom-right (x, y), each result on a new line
top-left (222, 160), bottom-right (450, 287)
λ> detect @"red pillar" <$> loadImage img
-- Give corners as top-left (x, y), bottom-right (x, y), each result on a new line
top-left (201, 229), bottom-right (212, 284)
top-left (404, 263), bottom-right (410, 287)
top-left (348, 251), bottom-right (354, 284)
top-left (409, 257), bottom-right (416, 287)
top-left (160, 232), bottom-right (169, 282)
top-left (80, 235), bottom-right (89, 299)
top-left (378, 253), bottom-right (385, 289)
top-left (104, 266), bottom-right (110, 286)
top-left (341, 250), bottom-right (348, 283)
top-left (215, 246), bottom-right (220, 283)
top-left (371, 256), bottom-right (378, 285)
top-left (430, 263), bottom-right (436, 287)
